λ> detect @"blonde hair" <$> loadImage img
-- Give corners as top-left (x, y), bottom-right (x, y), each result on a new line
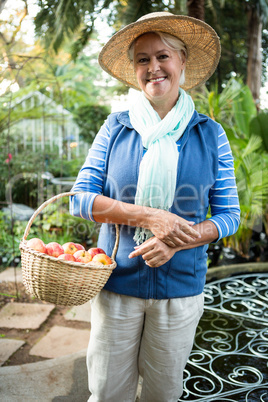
top-left (128, 31), bottom-right (187, 85)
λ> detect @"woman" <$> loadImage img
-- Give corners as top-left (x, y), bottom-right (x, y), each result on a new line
top-left (70, 12), bottom-right (240, 401)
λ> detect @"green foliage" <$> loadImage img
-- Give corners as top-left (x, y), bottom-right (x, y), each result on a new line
top-left (35, 0), bottom-right (97, 53)
top-left (205, 0), bottom-right (268, 89)
top-left (250, 113), bottom-right (268, 152)
top-left (47, 154), bottom-right (87, 178)
top-left (35, 201), bottom-right (97, 245)
top-left (0, 211), bottom-right (29, 266)
top-left (195, 78), bottom-right (268, 257)
top-left (0, 49), bottom-right (109, 205)
top-left (51, 54), bottom-right (106, 110)
top-left (205, 1), bottom-right (248, 86)
top-left (0, 200), bottom-right (99, 268)
top-left (192, 79), bottom-right (241, 127)
top-left (256, 0), bottom-right (268, 24)
top-left (110, 0), bottom-right (167, 29)
top-left (231, 80), bottom-right (257, 136)
top-left (226, 135), bottom-right (268, 255)
top-left (73, 103), bottom-right (111, 142)
top-left (0, 149), bottom-right (46, 206)
top-left (32, 0), bottom-right (268, 91)
top-left (34, 0), bottom-right (169, 54)
top-left (0, 147), bottom-right (86, 207)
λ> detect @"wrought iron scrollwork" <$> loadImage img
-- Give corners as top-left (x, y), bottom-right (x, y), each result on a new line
top-left (179, 274), bottom-right (268, 401)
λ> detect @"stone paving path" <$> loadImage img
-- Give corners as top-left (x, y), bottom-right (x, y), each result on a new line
top-left (0, 302), bottom-right (55, 330)
top-left (0, 267), bottom-right (91, 366)
top-left (0, 338), bottom-right (25, 367)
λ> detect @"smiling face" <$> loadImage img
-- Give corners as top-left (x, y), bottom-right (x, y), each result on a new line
top-left (133, 32), bottom-right (186, 117)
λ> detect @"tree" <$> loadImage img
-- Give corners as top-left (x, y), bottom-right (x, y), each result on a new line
top-left (34, 0), bottom-right (111, 59)
top-left (245, 0), bottom-right (268, 105)
top-left (73, 103), bottom-right (110, 142)
top-left (34, 1), bottom-right (188, 57)
top-left (20, 0), bottom-right (267, 100)
top-left (206, 0), bottom-right (268, 103)
top-left (205, 1), bottom-right (249, 90)
top-left (0, 0), bottom-right (29, 87)
top-left (187, 0), bottom-right (205, 20)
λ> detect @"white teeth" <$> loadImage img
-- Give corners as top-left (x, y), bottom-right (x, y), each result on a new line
top-left (149, 77), bottom-right (165, 82)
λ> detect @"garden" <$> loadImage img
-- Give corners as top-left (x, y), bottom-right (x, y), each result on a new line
top-left (0, 0), bottom-right (268, 377)
top-left (1, 1), bottom-right (268, 271)
top-left (1, 1), bottom-right (268, 270)
top-left (1, 77), bottom-right (267, 273)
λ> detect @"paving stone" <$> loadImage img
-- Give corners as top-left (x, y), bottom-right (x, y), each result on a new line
top-left (0, 267), bottom-right (22, 283)
top-left (0, 349), bottom-right (89, 401)
top-left (64, 300), bottom-right (91, 323)
top-left (0, 338), bottom-right (25, 366)
top-left (29, 325), bottom-right (91, 359)
top-left (0, 302), bottom-right (55, 329)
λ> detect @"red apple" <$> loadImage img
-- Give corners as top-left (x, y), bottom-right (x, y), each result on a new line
top-left (46, 242), bottom-right (64, 258)
top-left (58, 253), bottom-right (76, 262)
top-left (27, 238), bottom-right (47, 254)
top-left (74, 243), bottom-right (85, 251)
top-left (88, 247), bottom-right (106, 259)
top-left (62, 242), bottom-right (79, 255)
top-left (92, 253), bottom-right (112, 266)
top-left (73, 250), bottom-right (92, 263)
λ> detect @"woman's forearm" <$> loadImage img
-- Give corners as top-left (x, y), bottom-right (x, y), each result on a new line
top-left (91, 194), bottom-right (201, 246)
top-left (92, 194), bottom-right (151, 227)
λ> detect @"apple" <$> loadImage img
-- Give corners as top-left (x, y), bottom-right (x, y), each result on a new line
top-left (74, 243), bottom-right (85, 251)
top-left (62, 242), bottom-right (80, 255)
top-left (27, 238), bottom-right (47, 254)
top-left (88, 247), bottom-right (106, 259)
top-left (46, 242), bottom-right (64, 258)
top-left (73, 250), bottom-right (92, 263)
top-left (90, 261), bottom-right (103, 266)
top-left (92, 253), bottom-right (113, 265)
top-left (58, 253), bottom-right (76, 262)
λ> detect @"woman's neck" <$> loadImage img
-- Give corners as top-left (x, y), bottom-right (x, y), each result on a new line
top-left (149, 96), bottom-right (179, 119)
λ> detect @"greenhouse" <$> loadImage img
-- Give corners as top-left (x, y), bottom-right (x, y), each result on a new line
top-left (6, 91), bottom-right (88, 160)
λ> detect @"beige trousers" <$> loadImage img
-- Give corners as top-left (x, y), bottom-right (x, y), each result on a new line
top-left (87, 289), bottom-right (204, 402)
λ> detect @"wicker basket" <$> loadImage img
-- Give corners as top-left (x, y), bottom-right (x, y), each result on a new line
top-left (19, 192), bottom-right (119, 306)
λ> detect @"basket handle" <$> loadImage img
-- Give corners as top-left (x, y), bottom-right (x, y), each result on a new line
top-left (22, 191), bottom-right (120, 260)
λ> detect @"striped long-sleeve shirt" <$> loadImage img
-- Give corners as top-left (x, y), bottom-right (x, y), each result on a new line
top-left (70, 113), bottom-right (240, 242)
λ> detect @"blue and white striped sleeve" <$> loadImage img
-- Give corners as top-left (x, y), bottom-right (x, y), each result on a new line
top-left (69, 119), bottom-right (110, 222)
top-left (208, 125), bottom-right (240, 241)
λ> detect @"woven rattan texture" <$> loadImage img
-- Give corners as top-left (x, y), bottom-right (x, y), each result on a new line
top-left (19, 192), bottom-right (118, 306)
top-left (20, 243), bottom-right (116, 306)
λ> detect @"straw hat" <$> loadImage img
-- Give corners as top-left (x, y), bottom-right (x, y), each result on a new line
top-left (99, 12), bottom-right (221, 91)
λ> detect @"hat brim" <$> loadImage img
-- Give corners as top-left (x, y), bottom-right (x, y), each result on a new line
top-left (98, 14), bottom-right (221, 91)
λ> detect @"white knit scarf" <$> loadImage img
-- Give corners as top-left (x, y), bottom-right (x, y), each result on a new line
top-left (129, 88), bottom-right (195, 244)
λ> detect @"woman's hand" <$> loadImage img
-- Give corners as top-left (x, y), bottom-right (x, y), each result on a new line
top-left (147, 209), bottom-right (201, 247)
top-left (89, 195), bottom-right (201, 247)
top-left (128, 236), bottom-right (178, 267)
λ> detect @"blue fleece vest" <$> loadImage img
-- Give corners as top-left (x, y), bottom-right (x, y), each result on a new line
top-left (97, 110), bottom-right (218, 299)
